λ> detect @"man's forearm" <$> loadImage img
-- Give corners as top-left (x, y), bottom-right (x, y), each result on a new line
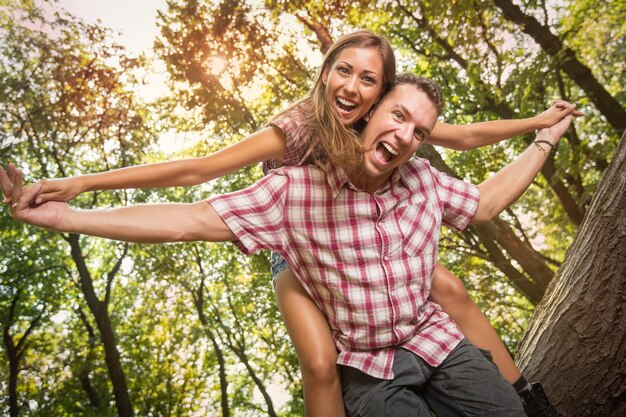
top-left (60, 202), bottom-right (235, 243)
top-left (473, 131), bottom-right (557, 223)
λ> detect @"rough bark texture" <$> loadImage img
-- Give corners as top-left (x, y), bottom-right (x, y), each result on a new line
top-left (515, 131), bottom-right (626, 416)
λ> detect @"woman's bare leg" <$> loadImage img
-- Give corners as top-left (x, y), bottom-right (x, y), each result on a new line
top-left (274, 268), bottom-right (346, 417)
top-left (429, 263), bottom-right (522, 384)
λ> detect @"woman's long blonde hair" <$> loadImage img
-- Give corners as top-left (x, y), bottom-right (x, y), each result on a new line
top-left (272, 30), bottom-right (396, 170)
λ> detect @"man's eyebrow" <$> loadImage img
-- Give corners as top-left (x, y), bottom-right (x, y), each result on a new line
top-left (398, 103), bottom-right (432, 135)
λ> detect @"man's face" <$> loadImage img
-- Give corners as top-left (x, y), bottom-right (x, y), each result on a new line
top-left (355, 84), bottom-right (438, 192)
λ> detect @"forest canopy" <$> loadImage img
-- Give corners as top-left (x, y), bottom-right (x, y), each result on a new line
top-left (1, 0), bottom-right (624, 415)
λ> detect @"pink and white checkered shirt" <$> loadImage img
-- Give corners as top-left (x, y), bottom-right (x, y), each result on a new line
top-left (208, 159), bottom-right (480, 379)
top-left (263, 105), bottom-right (313, 174)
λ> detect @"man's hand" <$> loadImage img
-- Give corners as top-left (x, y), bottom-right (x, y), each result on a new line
top-left (2, 172), bottom-right (84, 205)
top-left (0, 164), bottom-right (69, 230)
top-left (536, 111), bottom-right (574, 147)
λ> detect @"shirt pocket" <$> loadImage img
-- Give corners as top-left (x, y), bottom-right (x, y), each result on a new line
top-left (396, 201), bottom-right (440, 257)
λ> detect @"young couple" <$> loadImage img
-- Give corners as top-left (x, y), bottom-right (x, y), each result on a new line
top-left (2, 30), bottom-right (578, 416)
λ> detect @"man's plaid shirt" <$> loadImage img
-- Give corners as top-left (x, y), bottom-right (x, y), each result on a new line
top-left (208, 158), bottom-right (480, 379)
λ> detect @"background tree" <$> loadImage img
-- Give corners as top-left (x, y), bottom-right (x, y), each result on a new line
top-left (516, 131), bottom-right (626, 417)
top-left (1, 0), bottom-right (624, 415)
top-left (1, 4), bottom-right (155, 416)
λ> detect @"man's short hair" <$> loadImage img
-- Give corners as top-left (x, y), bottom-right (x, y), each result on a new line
top-left (394, 73), bottom-right (445, 115)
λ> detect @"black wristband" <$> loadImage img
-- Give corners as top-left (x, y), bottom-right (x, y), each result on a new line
top-left (534, 140), bottom-right (555, 150)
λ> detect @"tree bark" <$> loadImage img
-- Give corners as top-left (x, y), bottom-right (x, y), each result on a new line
top-left (68, 234), bottom-right (135, 417)
top-left (192, 284), bottom-right (230, 417)
top-left (76, 307), bottom-right (101, 408)
top-left (212, 298), bottom-right (278, 417)
top-left (3, 295), bottom-right (20, 417)
top-left (3, 290), bottom-right (44, 417)
top-left (493, 0), bottom-right (626, 134)
top-left (515, 131), bottom-right (626, 416)
top-left (294, 14), bottom-right (333, 53)
top-left (191, 247), bottom-right (231, 417)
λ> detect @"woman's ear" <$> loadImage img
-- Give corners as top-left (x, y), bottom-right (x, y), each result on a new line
top-left (364, 109), bottom-right (373, 122)
top-left (321, 66), bottom-right (329, 85)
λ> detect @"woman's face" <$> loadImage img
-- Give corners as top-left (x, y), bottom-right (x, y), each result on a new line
top-left (322, 47), bottom-right (384, 126)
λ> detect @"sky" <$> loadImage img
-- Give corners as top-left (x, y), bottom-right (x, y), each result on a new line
top-left (56, 0), bottom-right (167, 55)
top-left (54, 0), bottom-right (173, 101)
top-left (53, 0), bottom-right (198, 151)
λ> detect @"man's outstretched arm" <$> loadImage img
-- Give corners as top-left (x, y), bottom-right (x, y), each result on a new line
top-left (1, 165), bottom-right (235, 243)
top-left (471, 112), bottom-right (574, 224)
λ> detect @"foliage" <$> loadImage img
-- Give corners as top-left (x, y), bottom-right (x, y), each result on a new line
top-left (0, 0), bottom-right (623, 415)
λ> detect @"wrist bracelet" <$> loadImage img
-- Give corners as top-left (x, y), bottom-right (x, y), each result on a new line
top-left (534, 140), bottom-right (555, 150)
top-left (533, 140), bottom-right (554, 157)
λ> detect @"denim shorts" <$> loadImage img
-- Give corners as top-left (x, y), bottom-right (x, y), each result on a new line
top-left (270, 251), bottom-right (291, 284)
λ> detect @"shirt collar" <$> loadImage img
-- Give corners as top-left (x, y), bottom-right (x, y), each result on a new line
top-left (325, 163), bottom-right (351, 198)
top-left (325, 158), bottom-right (413, 197)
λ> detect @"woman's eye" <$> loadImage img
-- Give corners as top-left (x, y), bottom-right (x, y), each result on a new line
top-left (393, 111), bottom-right (404, 120)
top-left (363, 76), bottom-right (376, 84)
top-left (338, 67), bottom-right (349, 74)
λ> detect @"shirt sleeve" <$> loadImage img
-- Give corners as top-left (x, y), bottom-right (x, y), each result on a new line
top-left (207, 173), bottom-right (288, 255)
top-left (430, 167), bottom-right (480, 232)
top-left (263, 106), bottom-right (313, 174)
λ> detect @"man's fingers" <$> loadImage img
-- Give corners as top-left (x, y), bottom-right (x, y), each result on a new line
top-left (35, 192), bottom-right (53, 205)
top-left (7, 163), bottom-right (17, 183)
top-left (11, 169), bottom-right (24, 208)
top-left (0, 166), bottom-right (14, 200)
top-left (12, 172), bottom-right (43, 214)
top-left (18, 183), bottom-right (42, 209)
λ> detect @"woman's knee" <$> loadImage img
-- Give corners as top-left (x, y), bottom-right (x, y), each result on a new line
top-left (430, 264), bottom-right (472, 306)
top-left (300, 350), bottom-right (340, 385)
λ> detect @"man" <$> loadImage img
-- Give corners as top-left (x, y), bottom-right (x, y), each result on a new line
top-left (2, 74), bottom-right (572, 416)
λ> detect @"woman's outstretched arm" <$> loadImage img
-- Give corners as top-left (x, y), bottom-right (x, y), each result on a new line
top-left (428, 100), bottom-right (582, 151)
top-left (18, 126), bottom-right (286, 204)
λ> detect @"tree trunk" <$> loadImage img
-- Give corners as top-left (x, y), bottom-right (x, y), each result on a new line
top-left (3, 291), bottom-right (44, 417)
top-left (493, 0), bottom-right (626, 134)
top-left (420, 144), bottom-right (553, 302)
top-left (68, 234), bottom-right (135, 417)
top-left (192, 285), bottom-right (230, 417)
top-left (515, 131), bottom-right (626, 416)
top-left (293, 14), bottom-right (333, 53)
top-left (76, 308), bottom-right (101, 408)
top-left (3, 323), bottom-right (19, 417)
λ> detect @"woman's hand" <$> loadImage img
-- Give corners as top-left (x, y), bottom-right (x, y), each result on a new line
top-left (536, 100), bottom-right (584, 129)
top-left (19, 176), bottom-right (85, 205)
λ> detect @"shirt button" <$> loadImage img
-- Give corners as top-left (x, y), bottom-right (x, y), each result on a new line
top-left (383, 255), bottom-right (389, 261)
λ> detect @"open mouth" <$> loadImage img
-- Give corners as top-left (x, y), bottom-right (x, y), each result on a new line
top-left (375, 141), bottom-right (399, 163)
top-left (335, 97), bottom-right (358, 115)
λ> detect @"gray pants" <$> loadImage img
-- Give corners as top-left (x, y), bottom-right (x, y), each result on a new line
top-left (341, 339), bottom-right (526, 417)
